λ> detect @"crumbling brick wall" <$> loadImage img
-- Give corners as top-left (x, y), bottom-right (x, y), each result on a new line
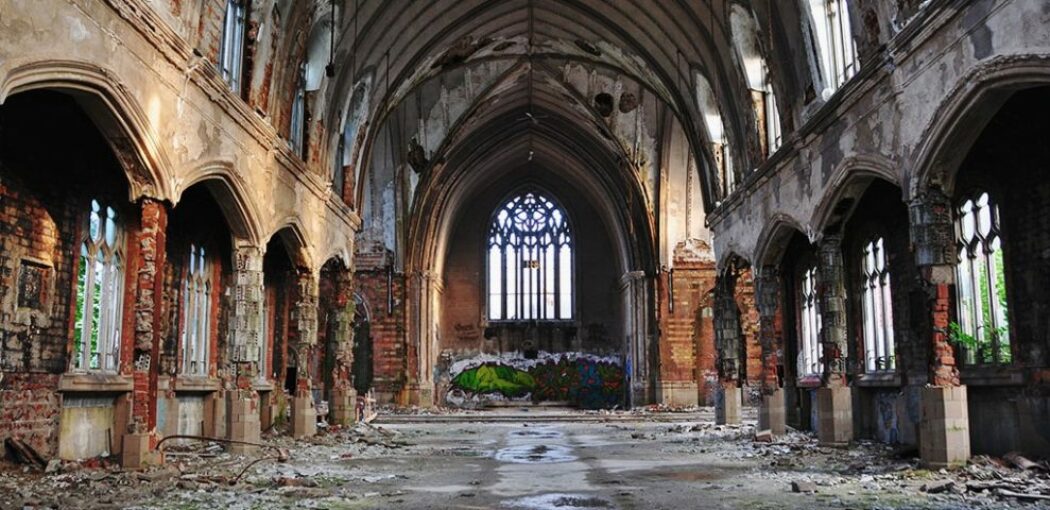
top-left (0, 91), bottom-right (132, 457)
top-left (657, 257), bottom-right (717, 405)
top-left (352, 269), bottom-right (405, 402)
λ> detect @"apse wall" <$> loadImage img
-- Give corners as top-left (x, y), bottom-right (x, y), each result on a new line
top-left (437, 170), bottom-right (625, 408)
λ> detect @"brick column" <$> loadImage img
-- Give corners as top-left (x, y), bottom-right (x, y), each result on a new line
top-left (226, 246), bottom-right (264, 453)
top-left (290, 269), bottom-right (318, 437)
top-left (328, 266), bottom-right (356, 426)
top-left (910, 187), bottom-right (970, 467)
top-left (123, 198), bottom-right (167, 469)
top-left (755, 266), bottom-right (785, 436)
top-left (816, 235), bottom-right (852, 445)
top-left (713, 274), bottom-right (742, 425)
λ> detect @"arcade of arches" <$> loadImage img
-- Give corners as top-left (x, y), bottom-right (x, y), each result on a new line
top-left (1, 0), bottom-right (1050, 501)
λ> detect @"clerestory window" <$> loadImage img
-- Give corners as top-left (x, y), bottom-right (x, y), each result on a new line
top-left (954, 191), bottom-right (1010, 365)
top-left (487, 190), bottom-right (573, 321)
top-left (289, 64), bottom-right (307, 158)
top-left (218, 0), bottom-right (248, 94)
top-left (805, 0), bottom-right (858, 95)
top-left (73, 199), bottom-right (125, 372)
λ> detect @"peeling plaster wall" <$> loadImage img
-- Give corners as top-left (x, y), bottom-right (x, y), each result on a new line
top-left (0, 0), bottom-right (358, 270)
top-left (708, 0), bottom-right (1050, 262)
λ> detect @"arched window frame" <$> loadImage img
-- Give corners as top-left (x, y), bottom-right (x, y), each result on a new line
top-left (485, 189), bottom-right (575, 322)
top-left (729, 5), bottom-right (783, 157)
top-left (218, 0), bottom-right (248, 94)
top-left (954, 190), bottom-right (1011, 365)
top-left (72, 199), bottom-right (125, 373)
top-left (694, 70), bottom-right (734, 197)
top-left (804, 0), bottom-right (858, 96)
top-left (796, 263), bottom-right (822, 377)
top-left (181, 244), bottom-right (212, 376)
top-left (857, 236), bottom-right (895, 373)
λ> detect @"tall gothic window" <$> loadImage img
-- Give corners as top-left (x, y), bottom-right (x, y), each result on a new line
top-left (487, 191), bottom-right (573, 321)
top-left (289, 64), bottom-right (307, 158)
top-left (181, 244), bottom-right (211, 375)
top-left (797, 265), bottom-right (822, 376)
top-left (860, 237), bottom-right (895, 372)
top-left (955, 191), bottom-right (1010, 365)
top-left (73, 199), bottom-right (124, 372)
top-left (806, 0), bottom-right (858, 95)
top-left (218, 0), bottom-right (247, 94)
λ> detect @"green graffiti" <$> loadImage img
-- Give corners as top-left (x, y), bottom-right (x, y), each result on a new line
top-left (452, 364), bottom-right (536, 397)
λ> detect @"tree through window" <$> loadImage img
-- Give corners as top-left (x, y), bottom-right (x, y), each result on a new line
top-left (487, 190), bottom-right (573, 321)
top-left (954, 191), bottom-right (1010, 365)
top-left (73, 199), bottom-right (124, 372)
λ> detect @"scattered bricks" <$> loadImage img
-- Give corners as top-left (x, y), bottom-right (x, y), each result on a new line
top-left (754, 429), bottom-right (773, 443)
top-left (921, 480), bottom-right (955, 494)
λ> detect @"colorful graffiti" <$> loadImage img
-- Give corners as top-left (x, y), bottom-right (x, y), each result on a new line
top-left (452, 364), bottom-right (535, 398)
top-left (446, 352), bottom-right (624, 409)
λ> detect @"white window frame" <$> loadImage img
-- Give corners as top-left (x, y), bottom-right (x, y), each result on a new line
top-left (955, 191), bottom-right (1010, 365)
top-left (806, 0), bottom-right (858, 95)
top-left (860, 237), bottom-right (895, 372)
top-left (798, 265), bottom-right (822, 377)
top-left (181, 244), bottom-right (211, 376)
top-left (218, 0), bottom-right (247, 94)
top-left (73, 199), bottom-right (124, 372)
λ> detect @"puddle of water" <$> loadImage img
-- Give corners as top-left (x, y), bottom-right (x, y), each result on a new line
top-left (510, 429), bottom-right (565, 440)
top-left (503, 493), bottom-right (613, 509)
top-left (496, 444), bottom-right (578, 464)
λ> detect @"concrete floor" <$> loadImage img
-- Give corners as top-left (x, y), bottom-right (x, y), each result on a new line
top-left (5, 409), bottom-right (1046, 509)
top-left (125, 410), bottom-right (1042, 510)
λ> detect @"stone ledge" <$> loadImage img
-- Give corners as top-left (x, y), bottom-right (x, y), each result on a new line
top-left (58, 372), bottom-right (134, 393)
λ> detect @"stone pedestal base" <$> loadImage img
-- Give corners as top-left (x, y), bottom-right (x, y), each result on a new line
top-left (403, 383), bottom-right (435, 408)
top-left (817, 386), bottom-right (853, 446)
top-left (121, 433), bottom-right (157, 470)
top-left (920, 385), bottom-right (970, 468)
top-left (759, 389), bottom-right (786, 436)
top-left (329, 387), bottom-right (357, 426)
top-left (716, 382), bottom-right (742, 425)
top-left (657, 381), bottom-right (699, 407)
top-left (227, 391), bottom-right (261, 454)
top-left (291, 391), bottom-right (316, 438)
top-left (630, 380), bottom-right (652, 408)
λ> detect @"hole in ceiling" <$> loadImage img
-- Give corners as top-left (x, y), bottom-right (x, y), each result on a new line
top-left (492, 41), bottom-right (516, 52)
top-left (594, 93), bottom-right (614, 117)
top-left (575, 39), bottom-right (601, 56)
top-left (619, 93), bottom-right (639, 113)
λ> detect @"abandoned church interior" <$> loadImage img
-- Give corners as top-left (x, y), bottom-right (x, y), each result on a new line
top-left (1, 0), bottom-right (1050, 508)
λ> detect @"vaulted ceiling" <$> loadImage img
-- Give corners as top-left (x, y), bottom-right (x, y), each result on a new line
top-left (285, 1), bottom-right (814, 212)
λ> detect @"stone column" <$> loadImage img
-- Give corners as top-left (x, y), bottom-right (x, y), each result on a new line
top-left (756, 266), bottom-right (785, 436)
top-left (620, 271), bottom-right (652, 407)
top-left (713, 274), bottom-right (742, 425)
top-left (225, 246), bottom-right (264, 453)
top-left (403, 270), bottom-right (436, 407)
top-left (816, 235), bottom-right (852, 446)
top-left (123, 198), bottom-right (167, 469)
top-left (291, 269), bottom-right (318, 438)
top-left (910, 188), bottom-right (970, 467)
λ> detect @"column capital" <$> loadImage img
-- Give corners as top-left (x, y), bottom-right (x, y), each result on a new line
top-left (909, 186), bottom-right (956, 272)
